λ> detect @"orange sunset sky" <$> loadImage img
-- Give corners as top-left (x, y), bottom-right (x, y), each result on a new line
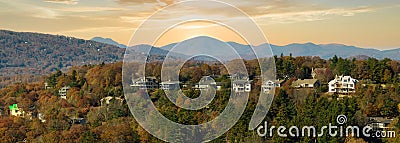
top-left (0, 0), bottom-right (399, 49)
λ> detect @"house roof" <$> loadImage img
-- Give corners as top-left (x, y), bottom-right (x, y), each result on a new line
top-left (232, 80), bottom-right (252, 84)
top-left (9, 104), bottom-right (18, 110)
top-left (267, 80), bottom-right (285, 84)
top-left (232, 73), bottom-right (249, 80)
top-left (276, 80), bottom-right (285, 84)
top-left (368, 117), bottom-right (393, 124)
top-left (101, 96), bottom-right (123, 101)
top-left (330, 75), bottom-right (358, 83)
top-left (60, 86), bottom-right (70, 90)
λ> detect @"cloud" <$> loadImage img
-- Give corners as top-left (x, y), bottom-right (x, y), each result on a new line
top-left (2, 0), bottom-right (61, 19)
top-left (115, 0), bottom-right (375, 26)
top-left (120, 15), bottom-right (148, 23)
top-left (116, 0), bottom-right (176, 7)
top-left (254, 7), bottom-right (374, 24)
top-left (54, 7), bottom-right (128, 12)
top-left (43, 0), bottom-right (79, 5)
top-left (63, 26), bottom-right (135, 33)
top-left (32, 7), bottom-right (60, 19)
top-left (176, 23), bottom-right (219, 30)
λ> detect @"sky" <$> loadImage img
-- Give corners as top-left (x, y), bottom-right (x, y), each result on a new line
top-left (0, 0), bottom-right (399, 50)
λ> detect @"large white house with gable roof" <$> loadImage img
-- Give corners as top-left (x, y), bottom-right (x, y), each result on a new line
top-left (328, 75), bottom-right (358, 93)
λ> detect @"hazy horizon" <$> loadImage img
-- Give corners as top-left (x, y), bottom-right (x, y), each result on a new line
top-left (0, 0), bottom-right (399, 50)
top-left (2, 29), bottom-right (399, 52)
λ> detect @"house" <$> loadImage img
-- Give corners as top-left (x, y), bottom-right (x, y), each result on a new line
top-left (44, 82), bottom-right (52, 89)
top-left (261, 80), bottom-right (284, 93)
top-left (292, 79), bottom-right (320, 88)
top-left (59, 86), bottom-right (70, 99)
top-left (130, 76), bottom-right (158, 90)
top-left (367, 117), bottom-right (393, 131)
top-left (26, 105), bottom-right (36, 120)
top-left (232, 80), bottom-right (252, 92)
top-left (38, 113), bottom-right (46, 122)
top-left (311, 68), bottom-right (328, 78)
top-left (231, 73), bottom-right (252, 92)
top-left (70, 117), bottom-right (86, 124)
top-left (160, 81), bottom-right (180, 90)
top-left (9, 104), bottom-right (25, 117)
top-left (194, 76), bottom-right (217, 90)
top-left (216, 82), bottom-right (222, 90)
top-left (328, 75), bottom-right (358, 93)
top-left (100, 96), bottom-right (124, 106)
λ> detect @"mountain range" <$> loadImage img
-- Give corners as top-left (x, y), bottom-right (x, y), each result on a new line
top-left (91, 37), bottom-right (127, 48)
top-left (93, 36), bottom-right (399, 60)
top-left (1, 30), bottom-right (399, 76)
top-left (126, 36), bottom-right (400, 60)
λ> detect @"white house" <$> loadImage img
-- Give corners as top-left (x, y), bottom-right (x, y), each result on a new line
top-left (59, 86), bottom-right (70, 99)
top-left (44, 82), bottom-right (52, 89)
top-left (328, 75), bottom-right (358, 93)
top-left (9, 104), bottom-right (25, 117)
top-left (292, 79), bottom-right (320, 88)
top-left (262, 80), bottom-right (284, 93)
top-left (38, 113), bottom-right (46, 122)
top-left (160, 81), bottom-right (180, 90)
top-left (70, 117), bottom-right (86, 124)
top-left (231, 73), bottom-right (252, 92)
top-left (367, 117), bottom-right (393, 131)
top-left (232, 80), bottom-right (252, 92)
top-left (131, 76), bottom-right (158, 90)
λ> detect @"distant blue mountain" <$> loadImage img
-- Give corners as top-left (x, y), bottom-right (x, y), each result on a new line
top-left (130, 44), bottom-right (188, 59)
top-left (91, 37), bottom-right (127, 48)
top-left (267, 43), bottom-right (385, 59)
top-left (151, 36), bottom-right (399, 60)
top-left (95, 36), bottom-right (399, 60)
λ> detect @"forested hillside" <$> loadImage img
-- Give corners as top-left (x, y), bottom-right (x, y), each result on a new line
top-left (0, 30), bottom-right (125, 76)
top-left (0, 56), bottom-right (399, 142)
